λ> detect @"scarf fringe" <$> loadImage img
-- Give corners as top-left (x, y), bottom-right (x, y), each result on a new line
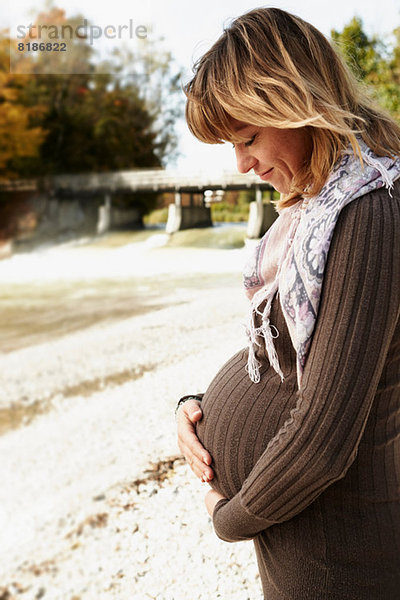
top-left (246, 280), bottom-right (284, 383)
top-left (246, 206), bottom-right (302, 384)
top-left (362, 150), bottom-right (395, 196)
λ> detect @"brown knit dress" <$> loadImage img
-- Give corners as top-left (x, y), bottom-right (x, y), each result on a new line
top-left (196, 184), bottom-right (400, 599)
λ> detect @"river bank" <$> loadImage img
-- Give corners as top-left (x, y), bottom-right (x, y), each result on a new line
top-left (0, 230), bottom-right (263, 599)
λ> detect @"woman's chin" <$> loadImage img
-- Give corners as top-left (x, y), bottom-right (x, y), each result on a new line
top-left (270, 178), bottom-right (290, 195)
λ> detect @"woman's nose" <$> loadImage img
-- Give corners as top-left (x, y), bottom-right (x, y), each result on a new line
top-left (235, 146), bottom-right (257, 174)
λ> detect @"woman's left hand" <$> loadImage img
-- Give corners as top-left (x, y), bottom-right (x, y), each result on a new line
top-left (205, 489), bottom-right (227, 517)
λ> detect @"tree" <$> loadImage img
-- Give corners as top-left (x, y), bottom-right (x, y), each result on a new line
top-left (331, 17), bottom-right (400, 121)
top-left (14, 71), bottom-right (164, 175)
top-left (2, 5), bottom-right (183, 179)
top-left (0, 35), bottom-right (45, 180)
top-left (382, 26), bottom-right (400, 119)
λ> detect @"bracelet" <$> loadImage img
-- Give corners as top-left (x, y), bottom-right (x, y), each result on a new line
top-left (175, 394), bottom-right (203, 416)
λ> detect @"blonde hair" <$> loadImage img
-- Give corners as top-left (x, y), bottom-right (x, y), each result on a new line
top-left (185, 7), bottom-right (400, 208)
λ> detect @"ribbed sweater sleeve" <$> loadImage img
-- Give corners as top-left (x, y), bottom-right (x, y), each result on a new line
top-left (212, 188), bottom-right (400, 542)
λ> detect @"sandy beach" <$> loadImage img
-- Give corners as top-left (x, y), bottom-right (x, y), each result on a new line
top-left (0, 230), bottom-right (263, 599)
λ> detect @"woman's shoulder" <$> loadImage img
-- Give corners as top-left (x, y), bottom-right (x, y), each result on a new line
top-left (337, 178), bottom-right (400, 231)
top-left (326, 179), bottom-right (400, 271)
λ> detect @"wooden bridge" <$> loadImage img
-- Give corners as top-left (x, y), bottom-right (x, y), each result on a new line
top-left (0, 168), bottom-right (277, 239)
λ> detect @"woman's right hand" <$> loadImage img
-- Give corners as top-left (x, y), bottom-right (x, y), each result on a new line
top-left (176, 399), bottom-right (214, 482)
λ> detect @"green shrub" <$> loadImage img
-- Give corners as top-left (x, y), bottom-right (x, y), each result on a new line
top-left (143, 207), bottom-right (169, 225)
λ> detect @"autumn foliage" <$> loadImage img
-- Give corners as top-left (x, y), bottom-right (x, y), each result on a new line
top-left (0, 36), bottom-right (46, 180)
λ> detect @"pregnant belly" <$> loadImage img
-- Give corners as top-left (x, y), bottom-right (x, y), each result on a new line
top-left (196, 347), bottom-right (297, 499)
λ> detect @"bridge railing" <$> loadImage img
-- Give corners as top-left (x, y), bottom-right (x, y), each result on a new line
top-left (0, 168), bottom-right (273, 195)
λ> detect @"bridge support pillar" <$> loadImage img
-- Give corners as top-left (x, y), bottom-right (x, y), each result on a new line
top-left (97, 193), bottom-right (111, 234)
top-left (247, 188), bottom-right (278, 239)
top-left (166, 191), bottom-right (212, 233)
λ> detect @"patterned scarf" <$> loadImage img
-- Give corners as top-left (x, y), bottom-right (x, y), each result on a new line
top-left (243, 141), bottom-right (400, 388)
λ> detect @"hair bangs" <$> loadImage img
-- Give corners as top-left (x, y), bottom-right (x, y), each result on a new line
top-left (185, 92), bottom-right (235, 144)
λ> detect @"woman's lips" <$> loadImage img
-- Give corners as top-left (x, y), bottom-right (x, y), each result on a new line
top-left (257, 168), bottom-right (274, 181)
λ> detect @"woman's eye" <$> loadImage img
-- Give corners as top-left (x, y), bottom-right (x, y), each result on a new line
top-left (244, 134), bottom-right (256, 147)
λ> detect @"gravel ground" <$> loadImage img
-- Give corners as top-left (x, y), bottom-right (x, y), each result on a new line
top-left (0, 235), bottom-right (263, 600)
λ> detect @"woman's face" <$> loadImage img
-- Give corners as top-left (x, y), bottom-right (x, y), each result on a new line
top-left (230, 119), bottom-right (312, 194)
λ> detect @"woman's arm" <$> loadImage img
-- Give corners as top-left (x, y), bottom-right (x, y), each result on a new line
top-left (212, 188), bottom-right (400, 542)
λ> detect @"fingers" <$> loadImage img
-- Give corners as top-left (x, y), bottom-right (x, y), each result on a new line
top-left (178, 429), bottom-right (214, 481)
top-left (184, 399), bottom-right (203, 423)
top-left (176, 400), bottom-right (214, 482)
top-left (185, 452), bottom-right (213, 481)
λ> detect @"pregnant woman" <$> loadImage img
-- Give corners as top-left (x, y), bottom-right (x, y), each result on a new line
top-left (176, 8), bottom-right (400, 599)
